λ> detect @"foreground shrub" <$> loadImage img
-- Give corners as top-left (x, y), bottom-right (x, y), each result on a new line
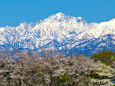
top-left (91, 50), bottom-right (115, 66)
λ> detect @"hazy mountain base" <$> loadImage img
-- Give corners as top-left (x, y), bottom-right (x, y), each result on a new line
top-left (0, 50), bottom-right (114, 86)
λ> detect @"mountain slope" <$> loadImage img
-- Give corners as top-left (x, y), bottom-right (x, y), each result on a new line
top-left (0, 12), bottom-right (115, 56)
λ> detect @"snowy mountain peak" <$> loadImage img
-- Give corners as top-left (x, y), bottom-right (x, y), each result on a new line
top-left (55, 12), bottom-right (65, 18)
top-left (44, 12), bottom-right (67, 22)
top-left (0, 13), bottom-right (115, 56)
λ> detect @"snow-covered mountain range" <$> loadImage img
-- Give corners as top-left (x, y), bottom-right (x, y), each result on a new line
top-left (0, 12), bottom-right (115, 56)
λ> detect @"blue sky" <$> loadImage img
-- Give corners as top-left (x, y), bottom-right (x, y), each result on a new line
top-left (0, 0), bottom-right (115, 27)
